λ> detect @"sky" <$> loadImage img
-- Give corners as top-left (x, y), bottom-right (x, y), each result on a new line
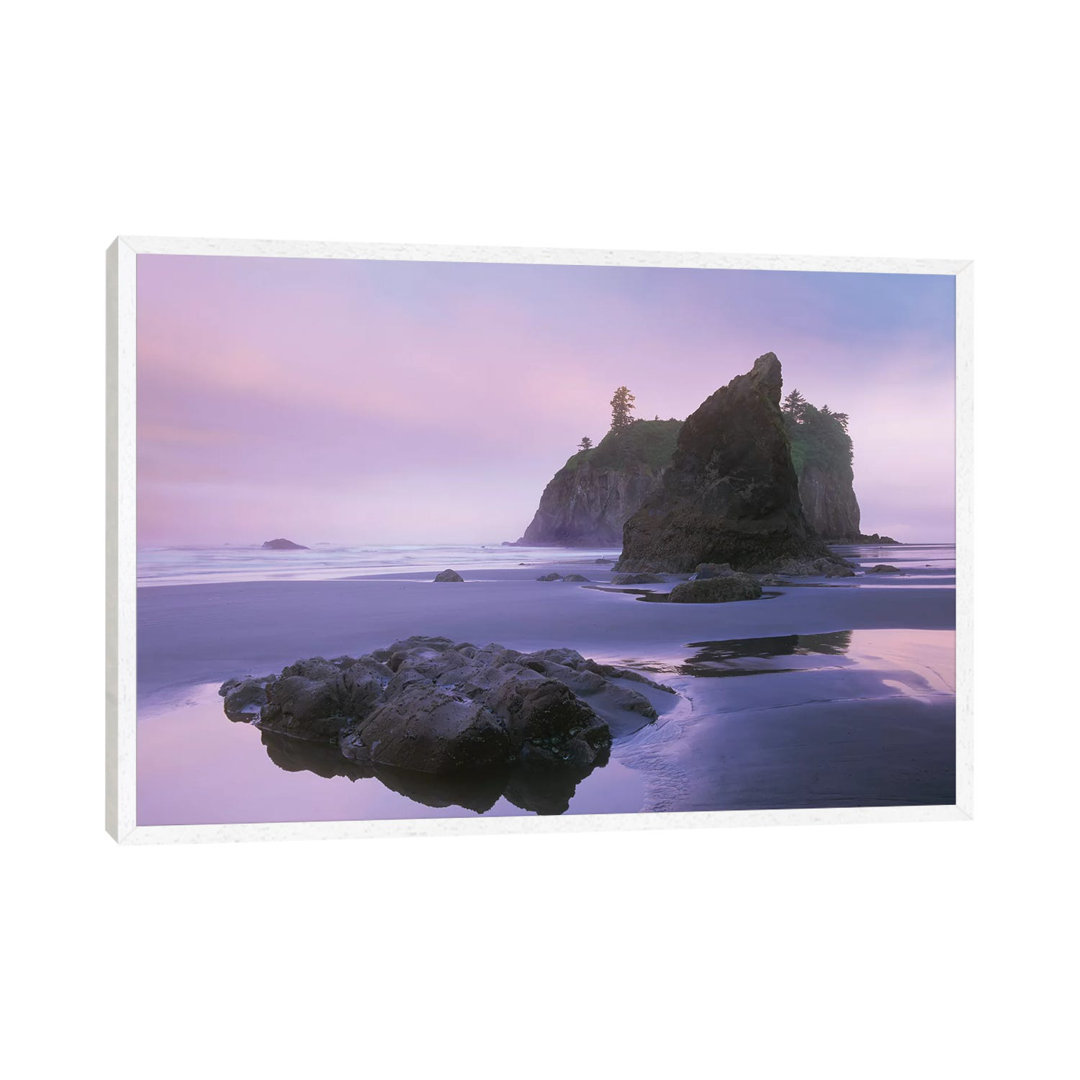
top-left (136, 254), bottom-right (956, 546)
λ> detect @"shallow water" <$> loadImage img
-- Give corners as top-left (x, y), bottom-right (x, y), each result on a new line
top-left (611, 627), bottom-right (955, 811)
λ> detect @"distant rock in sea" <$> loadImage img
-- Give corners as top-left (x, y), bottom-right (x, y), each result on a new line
top-left (262, 538), bottom-right (308, 550)
top-left (617, 353), bottom-right (840, 573)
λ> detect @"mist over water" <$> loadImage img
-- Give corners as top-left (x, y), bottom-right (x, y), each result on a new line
top-left (137, 542), bottom-right (620, 587)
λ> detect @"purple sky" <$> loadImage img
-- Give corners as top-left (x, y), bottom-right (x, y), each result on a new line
top-left (137, 254), bottom-right (955, 546)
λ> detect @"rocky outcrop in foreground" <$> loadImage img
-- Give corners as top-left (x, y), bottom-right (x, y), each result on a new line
top-left (618, 354), bottom-right (841, 573)
top-left (220, 637), bottom-right (673, 815)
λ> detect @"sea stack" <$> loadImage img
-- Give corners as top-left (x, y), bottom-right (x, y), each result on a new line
top-left (516, 420), bottom-right (681, 545)
top-left (262, 538), bottom-right (309, 550)
top-left (616, 353), bottom-right (834, 572)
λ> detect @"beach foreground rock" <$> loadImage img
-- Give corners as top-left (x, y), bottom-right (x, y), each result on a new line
top-left (617, 353), bottom-right (842, 573)
top-left (220, 637), bottom-right (674, 814)
top-left (433, 569), bottom-right (464, 582)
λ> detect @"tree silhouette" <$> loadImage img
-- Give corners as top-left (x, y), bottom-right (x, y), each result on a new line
top-left (781, 388), bottom-right (808, 422)
top-left (578, 436), bottom-right (594, 452)
top-left (609, 386), bottom-right (636, 430)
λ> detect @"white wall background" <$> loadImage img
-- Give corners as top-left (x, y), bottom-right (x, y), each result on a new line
top-left (2, 3), bottom-right (1075, 1078)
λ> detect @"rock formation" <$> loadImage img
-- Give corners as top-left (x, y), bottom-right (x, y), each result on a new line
top-left (617, 353), bottom-right (837, 572)
top-left (668, 572), bottom-right (763, 603)
top-left (611, 572), bottom-right (666, 585)
top-left (793, 460), bottom-right (861, 541)
top-left (517, 391), bottom-right (872, 547)
top-left (262, 538), bottom-right (308, 550)
top-left (517, 420), bottom-right (681, 545)
top-left (220, 637), bottom-right (674, 815)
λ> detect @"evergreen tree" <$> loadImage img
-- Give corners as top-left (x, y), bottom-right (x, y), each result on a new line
top-left (577, 436), bottom-right (594, 452)
top-left (782, 388), bottom-right (808, 422)
top-left (609, 386), bottom-right (636, 430)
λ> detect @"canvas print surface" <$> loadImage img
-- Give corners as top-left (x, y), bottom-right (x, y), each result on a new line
top-left (135, 253), bottom-right (956, 825)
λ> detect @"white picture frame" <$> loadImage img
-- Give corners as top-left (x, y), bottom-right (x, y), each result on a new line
top-left (106, 236), bottom-right (972, 844)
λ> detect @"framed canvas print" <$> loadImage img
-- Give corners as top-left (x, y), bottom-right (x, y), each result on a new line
top-left (106, 238), bottom-right (972, 843)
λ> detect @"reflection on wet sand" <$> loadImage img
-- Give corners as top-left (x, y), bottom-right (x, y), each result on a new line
top-left (259, 727), bottom-right (610, 816)
top-left (615, 627), bottom-right (956, 811)
top-left (680, 630), bottom-right (852, 676)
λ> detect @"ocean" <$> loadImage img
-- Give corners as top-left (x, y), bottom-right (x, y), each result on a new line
top-left (136, 542), bottom-right (622, 587)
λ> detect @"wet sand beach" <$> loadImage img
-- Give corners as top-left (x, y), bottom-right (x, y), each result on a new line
top-left (136, 543), bottom-right (956, 824)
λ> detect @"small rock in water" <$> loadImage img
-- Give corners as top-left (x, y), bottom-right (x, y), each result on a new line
top-left (536, 572), bottom-right (563, 581)
top-left (669, 574), bottom-right (763, 603)
top-left (867, 564), bottom-right (902, 574)
top-left (434, 569), bottom-right (464, 582)
top-left (562, 573), bottom-right (590, 582)
top-left (262, 538), bottom-right (308, 550)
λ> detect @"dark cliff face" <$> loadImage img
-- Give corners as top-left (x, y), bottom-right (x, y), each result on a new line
top-left (616, 354), bottom-right (832, 572)
top-left (519, 465), bottom-right (665, 545)
top-left (518, 421), bottom-right (680, 546)
top-left (796, 462), bottom-right (861, 540)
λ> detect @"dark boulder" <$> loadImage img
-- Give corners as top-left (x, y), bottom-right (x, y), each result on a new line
top-left (562, 573), bottom-right (590, 582)
top-left (353, 684), bottom-right (511, 774)
top-left (669, 574), bottom-right (763, 603)
top-left (219, 636), bottom-right (677, 815)
top-left (260, 674), bottom-right (361, 742)
top-left (220, 676), bottom-right (270, 721)
top-left (617, 353), bottom-right (838, 573)
top-left (868, 564), bottom-right (902, 574)
top-left (433, 569), bottom-right (464, 582)
top-left (536, 572), bottom-right (563, 581)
